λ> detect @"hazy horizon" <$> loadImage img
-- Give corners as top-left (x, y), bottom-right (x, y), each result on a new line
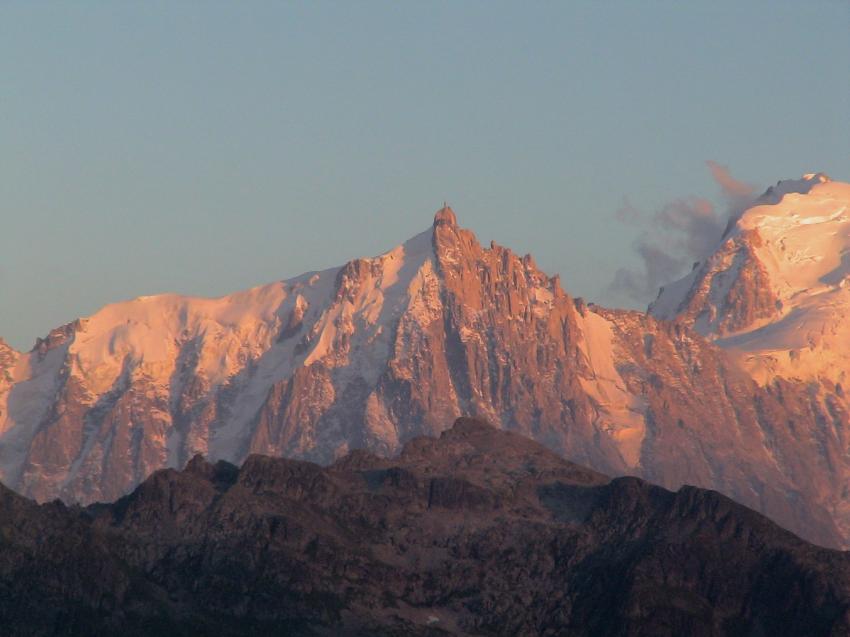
top-left (2, 2), bottom-right (848, 350)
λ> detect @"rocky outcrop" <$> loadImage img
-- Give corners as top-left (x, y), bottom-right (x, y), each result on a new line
top-left (649, 229), bottom-right (781, 336)
top-left (651, 174), bottom-right (850, 387)
top-left (2, 204), bottom-right (850, 550)
top-left (0, 339), bottom-right (17, 425)
top-left (2, 420), bottom-right (850, 636)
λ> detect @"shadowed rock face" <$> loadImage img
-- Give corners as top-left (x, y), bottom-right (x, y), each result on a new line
top-left (2, 419), bottom-right (850, 636)
top-left (2, 206), bottom-right (850, 550)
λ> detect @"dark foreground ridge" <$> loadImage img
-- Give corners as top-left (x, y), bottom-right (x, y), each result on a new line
top-left (2, 418), bottom-right (849, 636)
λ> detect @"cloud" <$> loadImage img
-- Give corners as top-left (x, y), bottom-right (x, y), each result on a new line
top-left (654, 196), bottom-right (724, 259)
top-left (610, 239), bottom-right (687, 302)
top-left (608, 162), bottom-right (758, 305)
top-left (614, 197), bottom-right (642, 224)
top-left (706, 160), bottom-right (757, 226)
top-left (706, 160), bottom-right (754, 202)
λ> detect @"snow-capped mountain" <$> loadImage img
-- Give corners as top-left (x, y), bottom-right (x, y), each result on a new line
top-left (651, 174), bottom-right (850, 386)
top-left (2, 203), bottom-right (850, 548)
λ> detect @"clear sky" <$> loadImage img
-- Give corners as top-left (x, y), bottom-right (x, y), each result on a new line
top-left (1, 1), bottom-right (848, 350)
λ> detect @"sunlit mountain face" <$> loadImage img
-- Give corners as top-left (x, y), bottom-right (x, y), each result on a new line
top-left (3, 181), bottom-right (850, 553)
top-left (652, 174), bottom-right (850, 386)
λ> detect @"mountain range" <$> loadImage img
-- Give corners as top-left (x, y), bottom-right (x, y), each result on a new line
top-left (2, 174), bottom-right (849, 550)
top-left (4, 418), bottom-right (850, 636)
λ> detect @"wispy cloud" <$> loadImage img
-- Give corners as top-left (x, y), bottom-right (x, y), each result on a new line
top-left (706, 160), bottom-right (756, 226)
top-left (608, 162), bottom-right (757, 305)
top-left (610, 240), bottom-right (686, 302)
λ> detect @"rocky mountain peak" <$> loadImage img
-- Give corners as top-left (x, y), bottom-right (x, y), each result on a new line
top-left (650, 175), bottom-right (850, 386)
top-left (758, 172), bottom-right (832, 204)
top-left (433, 203), bottom-right (457, 227)
top-left (3, 199), bottom-right (850, 552)
top-left (441, 415), bottom-right (495, 438)
top-left (32, 319), bottom-right (81, 357)
top-left (0, 338), bottom-right (16, 366)
top-left (803, 172), bottom-right (830, 183)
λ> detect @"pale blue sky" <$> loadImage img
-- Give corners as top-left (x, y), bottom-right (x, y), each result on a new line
top-left (1, 2), bottom-right (848, 350)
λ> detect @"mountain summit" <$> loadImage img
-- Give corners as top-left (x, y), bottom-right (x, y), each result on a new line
top-left (2, 201), bottom-right (850, 548)
top-left (651, 174), bottom-right (850, 386)
top-left (433, 203), bottom-right (458, 226)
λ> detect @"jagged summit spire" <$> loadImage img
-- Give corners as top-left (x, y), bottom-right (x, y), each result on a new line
top-left (433, 203), bottom-right (457, 227)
